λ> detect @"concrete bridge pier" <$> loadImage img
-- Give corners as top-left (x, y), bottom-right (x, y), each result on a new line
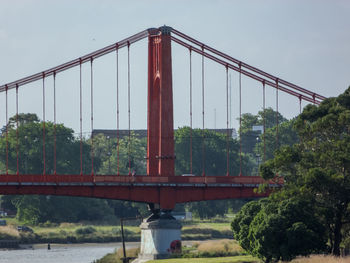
top-left (133, 206), bottom-right (182, 262)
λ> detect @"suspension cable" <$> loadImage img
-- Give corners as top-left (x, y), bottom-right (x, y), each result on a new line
top-left (226, 65), bottom-right (229, 176)
top-left (79, 59), bottom-right (83, 175)
top-left (90, 58), bottom-right (94, 176)
top-left (239, 63), bottom-right (242, 176)
top-left (5, 85), bottom-right (8, 175)
top-left (276, 79), bottom-right (279, 149)
top-left (16, 84), bottom-right (19, 176)
top-left (299, 95), bottom-right (302, 114)
top-left (116, 44), bottom-right (120, 175)
top-left (189, 47), bottom-right (193, 174)
top-left (229, 74), bottom-right (232, 130)
top-left (42, 73), bottom-right (46, 176)
top-left (127, 42), bottom-right (131, 175)
top-left (53, 72), bottom-right (57, 175)
top-left (201, 45), bottom-right (205, 176)
top-left (263, 81), bottom-right (266, 163)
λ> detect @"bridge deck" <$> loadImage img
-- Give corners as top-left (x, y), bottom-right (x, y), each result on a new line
top-left (0, 174), bottom-right (281, 210)
top-left (0, 174), bottom-right (281, 187)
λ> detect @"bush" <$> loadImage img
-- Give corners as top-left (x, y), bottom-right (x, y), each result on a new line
top-left (75, 226), bottom-right (97, 235)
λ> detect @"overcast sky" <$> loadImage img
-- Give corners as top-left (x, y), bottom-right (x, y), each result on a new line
top-left (0, 0), bottom-right (349, 133)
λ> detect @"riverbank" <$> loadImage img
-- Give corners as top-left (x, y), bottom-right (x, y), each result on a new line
top-left (0, 217), bottom-right (233, 245)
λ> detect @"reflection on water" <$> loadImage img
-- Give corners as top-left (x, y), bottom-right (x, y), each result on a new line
top-left (0, 242), bottom-right (138, 263)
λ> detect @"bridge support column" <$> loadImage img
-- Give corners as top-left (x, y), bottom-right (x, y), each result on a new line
top-left (133, 218), bottom-right (182, 262)
top-left (147, 26), bottom-right (175, 177)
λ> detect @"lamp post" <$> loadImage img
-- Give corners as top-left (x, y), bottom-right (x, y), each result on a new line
top-left (256, 136), bottom-right (261, 176)
top-left (24, 136), bottom-right (28, 174)
top-left (107, 136), bottom-right (111, 174)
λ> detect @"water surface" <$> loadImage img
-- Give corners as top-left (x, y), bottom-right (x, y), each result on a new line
top-left (0, 242), bottom-right (138, 263)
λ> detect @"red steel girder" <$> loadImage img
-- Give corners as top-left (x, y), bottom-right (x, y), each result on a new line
top-left (147, 26), bottom-right (175, 176)
top-left (0, 174), bottom-right (281, 209)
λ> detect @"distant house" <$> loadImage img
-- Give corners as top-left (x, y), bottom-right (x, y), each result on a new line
top-left (0, 211), bottom-right (7, 217)
top-left (171, 212), bottom-right (192, 221)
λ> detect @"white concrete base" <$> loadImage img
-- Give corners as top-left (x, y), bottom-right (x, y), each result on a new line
top-left (135, 218), bottom-right (182, 261)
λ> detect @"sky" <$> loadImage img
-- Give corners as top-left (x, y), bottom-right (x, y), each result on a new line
top-left (0, 0), bottom-right (349, 134)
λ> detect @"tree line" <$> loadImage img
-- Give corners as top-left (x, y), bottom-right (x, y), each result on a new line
top-left (0, 107), bottom-right (294, 223)
top-left (232, 87), bottom-right (350, 262)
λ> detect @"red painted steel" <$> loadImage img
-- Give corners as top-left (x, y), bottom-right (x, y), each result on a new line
top-left (0, 26), bottom-right (325, 210)
top-left (147, 26), bottom-right (175, 177)
top-left (0, 174), bottom-right (280, 209)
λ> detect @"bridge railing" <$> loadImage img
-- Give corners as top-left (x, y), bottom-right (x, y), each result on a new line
top-left (0, 174), bottom-right (283, 186)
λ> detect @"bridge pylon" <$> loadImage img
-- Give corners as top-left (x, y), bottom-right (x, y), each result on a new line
top-left (147, 26), bottom-right (175, 177)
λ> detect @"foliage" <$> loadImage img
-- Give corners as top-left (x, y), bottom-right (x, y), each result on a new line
top-left (96, 132), bottom-right (147, 175)
top-left (0, 113), bottom-right (123, 224)
top-left (256, 118), bottom-right (299, 161)
top-left (232, 196), bottom-right (326, 263)
top-left (75, 226), bottom-right (97, 235)
top-left (239, 108), bottom-right (288, 155)
top-left (175, 127), bottom-right (253, 176)
top-left (260, 87), bottom-right (350, 256)
top-left (0, 114), bottom-right (93, 175)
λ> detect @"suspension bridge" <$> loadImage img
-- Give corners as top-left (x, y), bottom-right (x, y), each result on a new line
top-left (0, 26), bottom-right (325, 211)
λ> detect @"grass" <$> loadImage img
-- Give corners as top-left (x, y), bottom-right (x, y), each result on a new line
top-left (1, 217), bottom-right (140, 244)
top-left (196, 239), bottom-right (243, 255)
top-left (147, 255), bottom-right (259, 263)
top-left (95, 239), bottom-right (257, 263)
top-left (1, 216), bottom-right (233, 244)
top-left (290, 255), bottom-right (350, 263)
top-left (0, 225), bottom-right (20, 240)
top-left (94, 247), bottom-right (139, 263)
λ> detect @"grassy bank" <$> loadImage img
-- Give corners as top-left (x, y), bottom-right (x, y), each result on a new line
top-left (0, 218), bottom-right (140, 244)
top-left (148, 256), bottom-right (259, 263)
top-left (290, 255), bottom-right (350, 263)
top-left (0, 217), bottom-right (233, 244)
top-left (95, 240), bottom-right (258, 263)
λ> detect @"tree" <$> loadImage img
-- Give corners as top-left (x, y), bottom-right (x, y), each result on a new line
top-left (239, 108), bottom-right (288, 155)
top-left (256, 118), bottom-right (299, 161)
top-left (260, 87), bottom-right (350, 256)
top-left (185, 200), bottom-right (229, 219)
top-left (175, 127), bottom-right (253, 176)
top-left (231, 199), bottom-right (265, 251)
top-left (97, 132), bottom-right (147, 175)
top-left (0, 114), bottom-right (93, 174)
top-left (0, 113), bottom-right (121, 224)
top-left (232, 196), bottom-right (326, 263)
top-left (249, 196), bottom-right (326, 262)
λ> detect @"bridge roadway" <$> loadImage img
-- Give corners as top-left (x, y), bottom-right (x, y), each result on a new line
top-left (0, 174), bottom-right (281, 210)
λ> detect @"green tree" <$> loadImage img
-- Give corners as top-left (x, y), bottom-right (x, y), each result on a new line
top-left (175, 127), bottom-right (253, 176)
top-left (0, 113), bottom-right (120, 224)
top-left (97, 132), bottom-right (147, 175)
top-left (231, 199), bottom-right (265, 251)
top-left (232, 196), bottom-right (326, 263)
top-left (256, 118), bottom-right (299, 161)
top-left (249, 196), bottom-right (326, 262)
top-left (185, 200), bottom-right (229, 219)
top-left (240, 108), bottom-right (288, 155)
top-left (0, 114), bottom-right (93, 174)
top-left (260, 87), bottom-right (350, 256)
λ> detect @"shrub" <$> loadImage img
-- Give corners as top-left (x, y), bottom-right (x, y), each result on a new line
top-left (75, 226), bottom-right (97, 235)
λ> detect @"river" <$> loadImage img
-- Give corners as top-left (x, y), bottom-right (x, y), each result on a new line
top-left (0, 242), bottom-right (139, 263)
